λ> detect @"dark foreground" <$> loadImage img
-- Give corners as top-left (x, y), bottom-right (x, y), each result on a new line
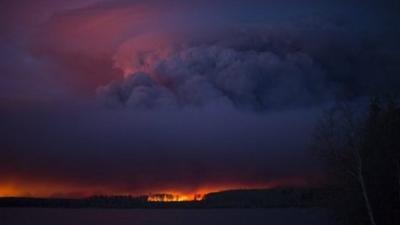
top-left (0, 208), bottom-right (337, 225)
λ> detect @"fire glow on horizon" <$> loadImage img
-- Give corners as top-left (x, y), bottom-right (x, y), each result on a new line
top-left (0, 178), bottom-right (308, 200)
top-left (147, 193), bottom-right (204, 202)
top-left (0, 183), bottom-right (252, 199)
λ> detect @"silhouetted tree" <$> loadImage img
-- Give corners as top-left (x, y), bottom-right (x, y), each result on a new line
top-left (313, 97), bottom-right (400, 225)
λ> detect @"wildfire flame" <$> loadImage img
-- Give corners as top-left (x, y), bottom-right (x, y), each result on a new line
top-left (147, 193), bottom-right (204, 202)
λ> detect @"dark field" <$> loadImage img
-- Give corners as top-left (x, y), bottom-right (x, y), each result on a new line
top-left (0, 208), bottom-right (337, 225)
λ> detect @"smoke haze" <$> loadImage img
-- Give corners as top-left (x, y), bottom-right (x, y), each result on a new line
top-left (1, 0), bottom-right (399, 196)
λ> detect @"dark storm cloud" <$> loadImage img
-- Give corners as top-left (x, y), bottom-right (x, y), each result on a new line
top-left (99, 33), bottom-right (331, 110)
top-left (1, 0), bottom-right (400, 195)
top-left (99, 23), bottom-right (400, 111)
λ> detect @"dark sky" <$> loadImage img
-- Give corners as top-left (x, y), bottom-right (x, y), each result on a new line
top-left (0, 0), bottom-right (399, 197)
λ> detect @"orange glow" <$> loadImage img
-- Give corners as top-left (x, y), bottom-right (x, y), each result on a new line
top-left (0, 183), bottom-right (20, 197)
top-left (144, 185), bottom-right (247, 202)
top-left (144, 181), bottom-right (291, 202)
top-left (147, 193), bottom-right (204, 202)
top-left (0, 179), bottom-right (124, 198)
top-left (0, 177), bottom-right (307, 199)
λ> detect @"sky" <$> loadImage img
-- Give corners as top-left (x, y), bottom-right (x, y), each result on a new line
top-left (0, 0), bottom-right (399, 198)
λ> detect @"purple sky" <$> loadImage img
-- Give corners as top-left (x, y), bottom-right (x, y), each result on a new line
top-left (0, 0), bottom-right (399, 197)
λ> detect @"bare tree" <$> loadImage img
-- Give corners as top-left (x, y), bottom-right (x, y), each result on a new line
top-left (314, 101), bottom-right (376, 225)
top-left (313, 97), bottom-right (400, 225)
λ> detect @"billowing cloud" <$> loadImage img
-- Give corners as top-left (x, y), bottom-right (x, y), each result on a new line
top-left (100, 31), bottom-right (331, 110)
